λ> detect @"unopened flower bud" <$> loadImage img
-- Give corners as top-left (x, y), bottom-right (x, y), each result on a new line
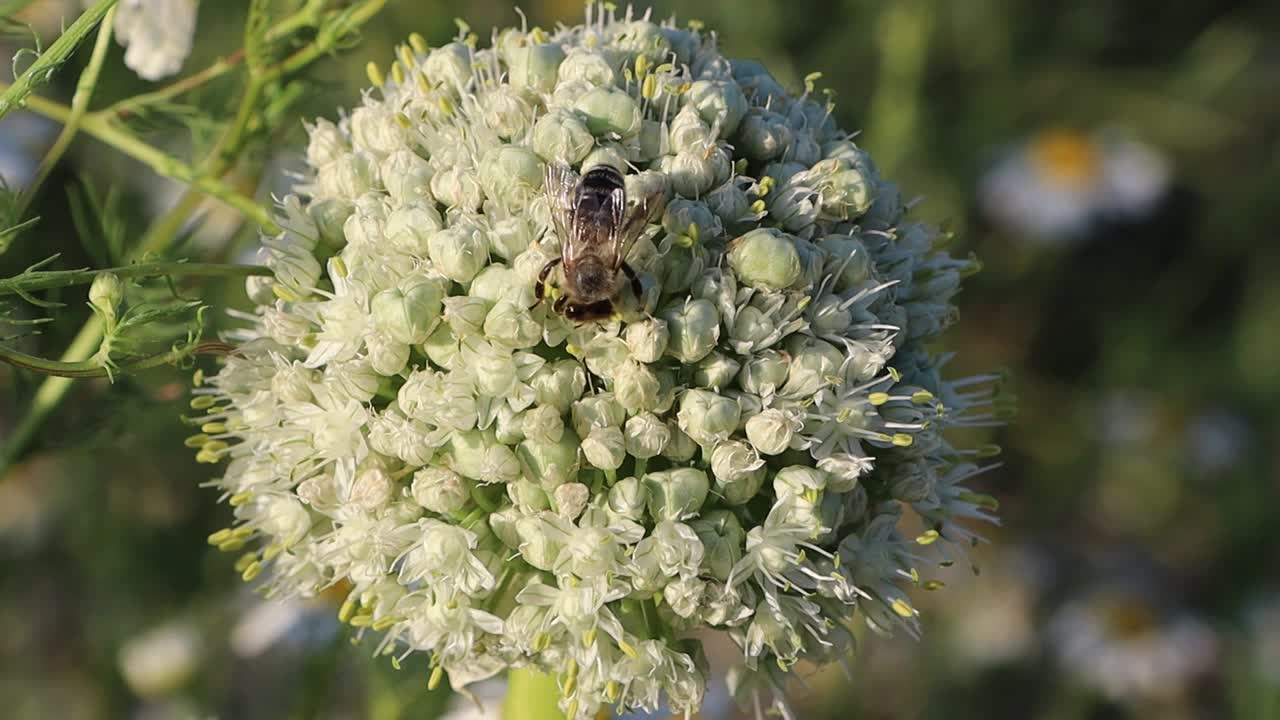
top-left (306, 118), bottom-right (347, 168)
top-left (517, 428), bottom-right (581, 490)
top-left (779, 335), bottom-right (843, 397)
top-left (531, 109), bottom-right (595, 165)
top-left (691, 510), bottom-right (745, 581)
top-left (736, 109), bottom-right (793, 162)
top-left (443, 295), bottom-right (491, 337)
top-left (737, 350), bottom-right (790, 396)
top-left (479, 146), bottom-right (544, 208)
top-left (575, 87), bottom-right (642, 137)
top-left (581, 426), bottom-right (625, 470)
top-left (508, 43), bottom-right (565, 93)
top-left (428, 225), bottom-right (489, 283)
top-left (371, 277), bottom-right (444, 345)
top-left (554, 482), bottom-right (590, 520)
top-left (623, 317), bottom-right (670, 363)
top-left (423, 42), bottom-right (472, 90)
top-left (694, 352), bottom-right (741, 390)
top-left (728, 228), bottom-right (801, 291)
top-left (531, 360), bottom-right (587, 413)
top-left (774, 466), bottom-right (828, 500)
top-left (644, 467), bottom-right (710, 521)
top-left (624, 412), bottom-right (670, 459)
top-left (662, 421), bottom-right (699, 461)
top-left (677, 389), bottom-right (741, 448)
top-left (662, 198), bottom-right (723, 242)
top-left (661, 150), bottom-right (717, 198)
top-left (613, 361), bottom-right (662, 412)
top-left (744, 408), bottom-right (796, 456)
top-left (350, 105), bottom-right (406, 155)
top-left (669, 104), bottom-right (714, 154)
top-left (507, 478), bottom-right (550, 513)
top-left (521, 405), bottom-right (565, 446)
top-left (710, 440), bottom-right (766, 505)
top-left (571, 393), bottom-right (625, 438)
top-left (661, 299), bottom-right (720, 363)
top-left (89, 272), bottom-right (123, 323)
top-left (685, 79), bottom-right (748, 138)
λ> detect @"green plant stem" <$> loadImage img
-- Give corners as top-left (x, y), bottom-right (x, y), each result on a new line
top-left (98, 50), bottom-right (246, 119)
top-left (17, 6), bottom-right (117, 220)
top-left (0, 0), bottom-right (118, 122)
top-left (0, 261), bottom-right (270, 297)
top-left (7, 89), bottom-right (279, 233)
top-left (0, 340), bottom-right (235, 378)
top-left (263, 0), bottom-right (329, 43)
top-left (503, 668), bottom-right (566, 720)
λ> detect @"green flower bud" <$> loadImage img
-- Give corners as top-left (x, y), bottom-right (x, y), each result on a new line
top-left (515, 513), bottom-right (566, 571)
top-left (428, 225), bottom-right (489, 283)
top-left (784, 131), bottom-right (821, 166)
top-left (816, 234), bottom-right (873, 292)
top-left (558, 48), bottom-right (616, 87)
top-left (571, 392), bottom-right (625, 439)
top-left (710, 440), bottom-right (767, 505)
top-left (705, 180), bottom-right (754, 230)
top-left (443, 296), bottom-right (491, 337)
top-left (423, 323), bottom-right (461, 369)
top-left (574, 86), bottom-right (642, 137)
top-left (366, 331), bottom-right (410, 377)
top-left (88, 272), bottom-right (123, 324)
top-left (662, 198), bottom-right (723, 242)
top-left (520, 405), bottom-right (564, 446)
top-left (370, 277), bottom-right (444, 345)
top-left (623, 412), bottom-right (670, 459)
top-left (661, 150), bottom-right (717, 198)
top-left (693, 352), bottom-right (741, 391)
top-left (691, 510), bottom-right (746, 581)
top-left (727, 228), bottom-right (802, 291)
top-left (669, 104), bottom-right (714, 154)
top-left (530, 360), bottom-right (587, 413)
top-left (447, 430), bottom-right (522, 484)
top-left (737, 350), bottom-right (790, 396)
top-left (508, 42), bottom-right (565, 93)
top-left (664, 577), bottom-right (706, 619)
top-left (378, 151), bottom-right (432, 206)
top-left (625, 171), bottom-right (672, 214)
top-left (736, 109), bottom-right (793, 162)
top-left (423, 42), bottom-right (471, 90)
top-left (467, 345), bottom-right (518, 397)
top-left (861, 180), bottom-right (903, 230)
top-left (350, 105), bottom-right (406, 155)
top-left (685, 79), bottom-right (748, 138)
top-left (480, 86), bottom-right (534, 140)
top-left (508, 478), bottom-right (550, 513)
top-left (308, 198), bottom-right (353, 251)
top-left (581, 334), bottom-right (631, 379)
top-left (411, 467), bottom-right (469, 514)
top-left (384, 204), bottom-right (442, 257)
top-left (613, 360), bottom-right (662, 412)
top-left (607, 476), bottom-right (647, 520)
top-left (530, 109), bottom-right (594, 166)
top-left (810, 158), bottom-right (875, 220)
top-left (677, 389), bottom-right (741, 448)
top-left (809, 294), bottom-right (852, 335)
top-left (317, 151), bottom-right (379, 198)
top-left (325, 359), bottom-right (379, 402)
top-left (479, 146), bottom-right (544, 210)
top-left (744, 408), bottom-right (797, 456)
top-left (429, 166), bottom-right (484, 212)
top-left (580, 143), bottom-right (629, 175)
top-left (552, 482), bottom-right (590, 521)
top-left (487, 217), bottom-right (533, 261)
top-left (484, 300), bottom-right (543, 349)
top-left (494, 404), bottom-right (525, 445)
top-left (581, 426), bottom-right (625, 470)
top-left (661, 299), bottom-right (720, 363)
top-left (306, 118), bottom-right (347, 168)
top-left (644, 467), bottom-right (710, 522)
top-left (244, 274), bottom-right (275, 306)
top-left (779, 335), bottom-right (843, 398)
top-left (817, 453), bottom-right (872, 494)
top-left (774, 466), bottom-right (828, 499)
top-left (265, 237), bottom-right (322, 294)
top-left (662, 420), bottom-right (698, 462)
top-left (623, 317), bottom-right (670, 363)
top-left (488, 506), bottom-right (522, 548)
top-left (517, 428), bottom-right (582, 490)
top-left (635, 119), bottom-right (670, 162)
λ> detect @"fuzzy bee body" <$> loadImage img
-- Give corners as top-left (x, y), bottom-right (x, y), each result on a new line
top-left (539, 163), bottom-right (664, 322)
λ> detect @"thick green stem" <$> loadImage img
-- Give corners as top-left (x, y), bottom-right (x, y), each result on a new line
top-left (503, 668), bottom-right (567, 720)
top-left (0, 261), bottom-right (270, 297)
top-left (0, 0), bottom-right (118, 122)
top-left (18, 6), bottom-right (117, 218)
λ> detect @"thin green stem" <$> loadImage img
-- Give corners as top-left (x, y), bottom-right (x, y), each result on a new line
top-left (0, 261), bottom-right (270, 297)
top-left (0, 0), bottom-right (118, 122)
top-left (9, 90), bottom-right (279, 233)
top-left (263, 0), bottom-right (329, 43)
top-left (98, 50), bottom-right (246, 120)
top-left (274, 0), bottom-right (390, 77)
top-left (18, 6), bottom-right (117, 219)
top-left (0, 340), bottom-right (235, 378)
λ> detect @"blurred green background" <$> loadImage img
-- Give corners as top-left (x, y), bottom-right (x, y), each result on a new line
top-left (2, 1), bottom-right (1279, 718)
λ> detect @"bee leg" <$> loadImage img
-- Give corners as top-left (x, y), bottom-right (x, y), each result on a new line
top-left (535, 258), bottom-right (562, 302)
top-left (552, 295), bottom-right (569, 315)
top-left (621, 262), bottom-right (642, 299)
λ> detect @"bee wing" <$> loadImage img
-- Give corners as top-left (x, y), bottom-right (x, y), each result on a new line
top-left (610, 183), bottom-right (667, 269)
top-left (544, 162), bottom-right (580, 257)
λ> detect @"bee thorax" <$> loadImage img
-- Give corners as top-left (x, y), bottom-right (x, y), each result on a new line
top-left (566, 258), bottom-right (618, 303)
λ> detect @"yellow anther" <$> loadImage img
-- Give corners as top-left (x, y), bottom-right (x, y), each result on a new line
top-left (676, 82), bottom-right (692, 95)
top-left (271, 284), bottom-right (298, 302)
top-left (749, 199), bottom-right (767, 214)
top-left (566, 701), bottom-right (579, 720)
top-left (349, 613), bottom-right (373, 628)
top-left (332, 256), bottom-right (349, 278)
top-left (583, 628), bottom-right (597, 647)
top-left (868, 392), bottom-right (890, 406)
top-left (201, 422), bottom-right (226, 434)
top-left (641, 74), bottom-right (657, 100)
top-left (438, 96), bottom-right (455, 116)
top-left (409, 33), bottom-right (428, 55)
top-left (605, 680), bottom-right (621, 702)
top-left (232, 526), bottom-right (255, 539)
top-left (416, 71), bottom-right (431, 93)
top-left (217, 538), bottom-right (246, 553)
top-left (976, 444), bottom-right (1002, 458)
top-left (687, 19), bottom-right (705, 31)
top-left (185, 433), bottom-right (210, 448)
top-left (262, 543), bottom-right (283, 561)
top-left (428, 665), bottom-right (445, 690)
top-left (802, 488), bottom-right (820, 505)
top-left (618, 639), bottom-right (638, 658)
top-left (372, 616), bottom-right (397, 632)
top-left (195, 450), bottom-right (221, 464)
top-left (530, 27), bottom-right (549, 44)
top-left (207, 529), bottom-right (232, 545)
top-left (234, 552), bottom-right (257, 573)
top-left (887, 366), bottom-right (902, 382)
top-left (911, 390), bottom-right (935, 404)
top-left (391, 62), bottom-right (406, 87)
top-left (229, 491), bottom-right (253, 507)
top-left (190, 396), bottom-right (216, 410)
top-left (366, 61), bottom-right (385, 88)
top-left (923, 580), bottom-right (946, 590)
top-left (891, 599), bottom-right (917, 618)
top-left (804, 71), bottom-right (823, 94)
top-left (192, 369), bottom-right (204, 387)
top-left (241, 561), bottom-right (263, 582)
top-left (891, 433), bottom-right (914, 447)
top-left (563, 674), bottom-right (577, 698)
top-left (339, 598), bottom-right (357, 623)
top-left (758, 176), bottom-right (775, 195)
top-left (635, 54), bottom-right (650, 79)
top-left (398, 45), bottom-right (416, 71)
top-left (916, 529), bottom-right (939, 545)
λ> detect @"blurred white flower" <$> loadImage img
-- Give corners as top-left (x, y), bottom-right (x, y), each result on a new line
top-left (117, 621), bottom-right (202, 698)
top-left (0, 111), bottom-right (58, 190)
top-left (980, 128), bottom-right (1171, 243)
top-left (108, 0), bottom-right (199, 81)
top-left (1048, 587), bottom-right (1216, 702)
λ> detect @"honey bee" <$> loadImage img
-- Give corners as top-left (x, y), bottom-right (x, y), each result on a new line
top-left (538, 163), bottom-right (665, 322)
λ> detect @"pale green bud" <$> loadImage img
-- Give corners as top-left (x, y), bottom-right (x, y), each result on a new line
top-left (365, 331), bottom-right (410, 377)
top-left (574, 87), bottom-right (641, 137)
top-left (494, 404), bottom-right (525, 445)
top-left (677, 389), bottom-right (741, 448)
top-left (428, 225), bottom-right (489, 283)
top-left (350, 105), bottom-right (405, 155)
top-left (612, 360), bottom-right (662, 412)
top-left (517, 428), bottom-right (582, 490)
top-left (644, 467), bottom-right (710, 521)
top-left (317, 151), bottom-right (379, 198)
top-left (744, 408), bottom-right (796, 456)
top-left (521, 405), bottom-right (564, 446)
top-left (710, 440), bottom-right (766, 505)
top-left (580, 144), bottom-right (629, 179)
top-left (553, 483), bottom-right (590, 520)
top-left (727, 228), bottom-right (802, 291)
top-left (423, 42), bottom-right (471, 90)
top-left (607, 476), bottom-right (648, 520)
top-left (488, 506), bottom-right (522, 548)
top-left (662, 421), bottom-right (698, 461)
top-left (531, 109), bottom-right (594, 166)
top-left (480, 86), bottom-right (533, 140)
top-left (515, 513), bottom-right (566, 571)
top-left (581, 334), bottom-right (631, 379)
top-left (488, 217), bottom-right (534, 261)
top-left (816, 234), bottom-right (873, 292)
top-left (571, 392), bottom-right (625, 439)
top-left (669, 104), bottom-right (714, 154)
top-left (370, 277), bottom-right (443, 345)
top-left (780, 335), bottom-right (843, 397)
top-left (693, 352), bottom-right (741, 391)
top-left (664, 577), bottom-right (706, 619)
top-left (818, 453), bottom-right (873, 494)
top-left (88, 272), bottom-right (123, 324)
top-left (623, 317), bottom-right (669, 363)
top-left (429, 167), bottom-right (484, 212)
top-left (411, 467), bottom-right (469, 514)
top-left (624, 171), bottom-right (672, 214)
top-left (685, 79), bottom-right (748, 137)
top-left (691, 510), bottom-right (746, 581)
top-left (810, 158), bottom-right (875, 220)
top-left (737, 350), bottom-right (790, 396)
top-left (862, 180), bottom-right (903, 230)
top-left (484, 300), bottom-right (542, 349)
top-left (661, 150), bottom-right (717, 198)
top-left (479, 146), bottom-right (544, 208)
top-left (661, 299), bottom-right (720, 363)
top-left (265, 238), bottom-right (322, 293)
top-left (736, 109), bottom-right (793, 162)
top-left (384, 204), bottom-right (442, 258)
top-left (662, 198), bottom-right (723, 242)
top-left (423, 323), bottom-right (461, 369)
top-left (581, 426), bottom-right (625, 470)
top-left (531, 360), bottom-right (587, 413)
top-left (809, 294), bottom-right (852, 335)
top-left (636, 119), bottom-right (670, 162)
top-left (774, 466), bottom-right (828, 499)
top-left (448, 430), bottom-right (522, 484)
top-left (558, 48), bottom-right (616, 86)
top-left (306, 118), bottom-right (348, 168)
top-left (443, 296), bottom-right (491, 337)
top-left (705, 180), bottom-right (753, 230)
top-left (325, 359), bottom-right (379, 402)
top-left (508, 43), bottom-right (565, 93)
top-left (550, 78), bottom-right (593, 107)
top-left (469, 265), bottom-right (519, 304)
top-left (468, 346), bottom-right (518, 398)
top-left (623, 412), bottom-right (670, 459)
top-left (308, 198), bottom-right (353, 251)
top-left (508, 478), bottom-right (550, 513)
top-left (244, 274), bottom-right (275, 306)
top-left (733, 60), bottom-right (788, 105)
top-left (784, 131), bottom-right (821, 167)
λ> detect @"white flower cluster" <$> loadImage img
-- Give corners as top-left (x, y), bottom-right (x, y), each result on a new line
top-left (86, 0), bottom-right (198, 81)
top-left (193, 7), bottom-right (1001, 719)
